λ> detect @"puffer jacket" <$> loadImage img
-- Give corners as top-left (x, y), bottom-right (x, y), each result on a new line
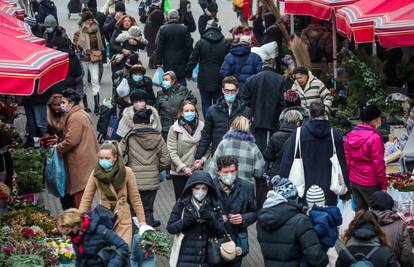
top-left (167, 171), bottom-right (225, 267)
top-left (257, 200), bottom-right (328, 267)
top-left (116, 105), bottom-right (161, 139)
top-left (373, 210), bottom-right (414, 267)
top-left (155, 84), bottom-right (197, 132)
top-left (220, 44), bottom-right (262, 94)
top-left (308, 205), bottom-right (342, 248)
top-left (344, 124), bottom-right (387, 190)
top-left (121, 125), bottom-right (171, 191)
top-left (75, 209), bottom-right (129, 267)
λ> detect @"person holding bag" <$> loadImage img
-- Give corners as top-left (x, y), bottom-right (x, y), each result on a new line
top-left (167, 171), bottom-right (225, 267)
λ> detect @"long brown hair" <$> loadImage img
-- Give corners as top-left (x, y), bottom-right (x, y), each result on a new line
top-left (47, 94), bottom-right (65, 132)
top-left (116, 15), bottom-right (136, 27)
top-left (343, 210), bottom-right (389, 246)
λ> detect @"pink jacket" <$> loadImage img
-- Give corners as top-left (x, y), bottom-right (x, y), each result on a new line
top-left (344, 124), bottom-right (387, 190)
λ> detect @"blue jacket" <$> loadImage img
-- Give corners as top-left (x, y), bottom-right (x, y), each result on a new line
top-left (308, 205), bottom-right (342, 248)
top-left (220, 44), bottom-right (262, 94)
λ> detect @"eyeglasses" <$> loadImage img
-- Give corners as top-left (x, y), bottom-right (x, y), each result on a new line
top-left (223, 89), bottom-right (238, 94)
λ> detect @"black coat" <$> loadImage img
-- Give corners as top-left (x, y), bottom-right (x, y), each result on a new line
top-left (144, 8), bottom-right (164, 58)
top-left (167, 171), bottom-right (225, 267)
top-left (195, 97), bottom-right (251, 159)
top-left (60, 49), bottom-right (83, 91)
top-left (127, 76), bottom-right (156, 106)
top-left (35, 0), bottom-right (58, 24)
top-left (257, 201), bottom-right (329, 267)
top-left (155, 21), bottom-right (193, 79)
top-left (242, 67), bottom-right (287, 130)
top-left (103, 15), bottom-right (117, 43)
top-left (264, 122), bottom-right (296, 177)
top-left (214, 178), bottom-right (257, 238)
top-left (186, 28), bottom-right (229, 92)
top-left (178, 10), bottom-right (196, 33)
top-left (280, 120), bottom-right (349, 206)
top-left (197, 14), bottom-right (211, 35)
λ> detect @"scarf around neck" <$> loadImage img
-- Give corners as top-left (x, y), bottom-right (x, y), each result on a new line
top-left (94, 159), bottom-right (126, 208)
top-left (178, 116), bottom-right (198, 136)
top-left (78, 22), bottom-right (104, 51)
top-left (71, 214), bottom-right (91, 255)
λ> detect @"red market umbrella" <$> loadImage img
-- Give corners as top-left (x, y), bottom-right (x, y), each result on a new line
top-left (0, 10), bottom-right (28, 31)
top-left (0, 24), bottom-right (44, 45)
top-left (0, 2), bottom-right (24, 20)
top-left (284, 0), bottom-right (360, 20)
top-left (0, 32), bottom-right (69, 95)
top-left (336, 0), bottom-right (412, 44)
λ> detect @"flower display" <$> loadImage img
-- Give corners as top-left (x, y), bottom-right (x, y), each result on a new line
top-left (139, 229), bottom-right (172, 259)
top-left (387, 173), bottom-right (414, 192)
top-left (47, 239), bottom-right (75, 262)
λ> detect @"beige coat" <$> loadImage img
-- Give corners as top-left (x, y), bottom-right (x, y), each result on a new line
top-left (116, 105), bottom-right (162, 138)
top-left (167, 120), bottom-right (210, 175)
top-left (79, 166), bottom-right (146, 248)
top-left (120, 124), bottom-right (171, 191)
top-left (58, 105), bottom-right (99, 195)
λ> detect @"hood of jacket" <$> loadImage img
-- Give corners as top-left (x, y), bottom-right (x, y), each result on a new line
top-left (258, 202), bottom-right (301, 231)
top-left (310, 205), bottom-right (342, 226)
top-left (130, 125), bottom-right (162, 150)
top-left (293, 71), bottom-right (316, 91)
top-left (122, 105), bottom-right (158, 129)
top-left (230, 43), bottom-right (251, 56)
top-left (180, 171), bottom-right (218, 200)
top-left (279, 122), bottom-right (297, 133)
top-left (262, 190), bottom-right (287, 209)
top-left (202, 28), bottom-right (224, 43)
top-left (223, 129), bottom-right (255, 142)
top-left (304, 119), bottom-right (332, 139)
top-left (346, 124), bottom-right (380, 149)
top-left (373, 210), bottom-right (402, 226)
top-left (352, 223), bottom-right (379, 241)
top-left (86, 205), bottom-right (116, 233)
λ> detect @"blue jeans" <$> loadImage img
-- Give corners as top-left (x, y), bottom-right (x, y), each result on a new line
top-left (24, 105), bottom-right (47, 138)
top-left (200, 90), bottom-right (222, 117)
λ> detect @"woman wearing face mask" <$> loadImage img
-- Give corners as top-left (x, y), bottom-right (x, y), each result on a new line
top-left (167, 100), bottom-right (210, 200)
top-left (155, 71), bottom-right (197, 141)
top-left (344, 105), bottom-right (386, 211)
top-left (127, 64), bottom-right (156, 106)
top-left (178, 0), bottom-right (196, 33)
top-left (79, 140), bottom-right (147, 248)
top-left (167, 171), bottom-right (225, 267)
top-left (57, 89), bottom-right (99, 209)
top-left (208, 116), bottom-right (265, 183)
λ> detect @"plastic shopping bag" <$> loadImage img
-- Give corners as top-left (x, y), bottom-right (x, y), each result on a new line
top-left (337, 199), bottom-right (355, 237)
top-left (106, 115), bottom-right (120, 140)
top-left (45, 146), bottom-right (67, 198)
top-left (152, 67), bottom-right (164, 86)
top-left (191, 64), bottom-right (199, 82)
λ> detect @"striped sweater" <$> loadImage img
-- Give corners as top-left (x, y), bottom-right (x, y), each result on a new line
top-left (291, 71), bottom-right (333, 112)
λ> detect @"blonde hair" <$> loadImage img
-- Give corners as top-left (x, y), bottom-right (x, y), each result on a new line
top-left (59, 208), bottom-right (82, 229)
top-left (47, 94), bottom-right (65, 132)
top-left (230, 116), bottom-right (251, 132)
top-left (100, 140), bottom-right (122, 158)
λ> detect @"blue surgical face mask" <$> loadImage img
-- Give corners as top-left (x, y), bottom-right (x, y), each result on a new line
top-left (186, 7), bottom-right (191, 13)
top-left (224, 93), bottom-right (236, 104)
top-left (161, 80), bottom-right (172, 89)
top-left (132, 74), bottom-right (143, 82)
top-left (60, 103), bottom-right (69, 113)
top-left (193, 188), bottom-right (207, 201)
top-left (99, 159), bottom-right (113, 171)
top-left (46, 27), bottom-right (54, 33)
top-left (183, 111), bottom-right (196, 122)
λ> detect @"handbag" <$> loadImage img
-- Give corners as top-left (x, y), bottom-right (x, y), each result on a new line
top-left (288, 127), bottom-right (306, 197)
top-left (90, 50), bottom-right (103, 63)
top-left (169, 209), bottom-right (185, 267)
top-left (207, 234), bottom-right (237, 264)
top-left (329, 129), bottom-right (347, 195)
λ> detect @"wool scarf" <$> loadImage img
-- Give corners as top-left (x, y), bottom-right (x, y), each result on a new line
top-left (178, 116), bottom-right (198, 136)
top-left (70, 214), bottom-right (91, 255)
top-left (78, 23), bottom-right (104, 51)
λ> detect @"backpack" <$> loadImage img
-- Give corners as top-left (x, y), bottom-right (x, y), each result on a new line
top-left (342, 246), bottom-right (380, 267)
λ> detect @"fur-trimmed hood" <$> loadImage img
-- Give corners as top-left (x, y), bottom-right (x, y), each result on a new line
top-left (223, 129), bottom-right (255, 142)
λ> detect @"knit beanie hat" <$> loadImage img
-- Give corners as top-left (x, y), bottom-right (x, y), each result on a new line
top-left (116, 78), bottom-right (130, 98)
top-left (206, 2), bottom-right (218, 12)
top-left (130, 89), bottom-right (148, 103)
top-left (360, 105), bottom-right (382, 122)
top-left (306, 185), bottom-right (325, 208)
top-left (43, 14), bottom-right (57, 27)
top-left (270, 175), bottom-right (298, 200)
top-left (370, 191), bottom-right (394, 211)
top-left (283, 88), bottom-right (301, 107)
top-left (115, 1), bottom-right (126, 12)
top-left (133, 108), bottom-right (152, 124)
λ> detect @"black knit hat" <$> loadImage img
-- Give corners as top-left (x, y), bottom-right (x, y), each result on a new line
top-left (130, 89), bottom-right (148, 103)
top-left (133, 108), bottom-right (152, 124)
top-left (360, 105), bottom-right (382, 122)
top-left (370, 191), bottom-right (394, 211)
top-left (115, 1), bottom-right (126, 12)
top-left (293, 66), bottom-right (309, 76)
top-left (207, 2), bottom-right (218, 12)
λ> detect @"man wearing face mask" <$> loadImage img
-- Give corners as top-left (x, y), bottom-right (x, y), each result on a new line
top-left (195, 76), bottom-right (251, 159)
top-left (213, 156), bottom-right (257, 267)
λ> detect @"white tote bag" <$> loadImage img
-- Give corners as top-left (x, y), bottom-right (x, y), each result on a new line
top-left (329, 129), bottom-right (348, 195)
top-left (169, 209), bottom-right (185, 267)
top-left (288, 127), bottom-right (306, 197)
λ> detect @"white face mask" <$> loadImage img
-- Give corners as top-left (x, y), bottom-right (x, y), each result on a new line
top-left (220, 173), bottom-right (237, 186)
top-left (192, 189), bottom-right (207, 201)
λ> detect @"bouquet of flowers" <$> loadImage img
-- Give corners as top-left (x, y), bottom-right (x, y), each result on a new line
top-left (387, 173), bottom-right (414, 192)
top-left (139, 228), bottom-right (172, 259)
top-left (47, 239), bottom-right (75, 264)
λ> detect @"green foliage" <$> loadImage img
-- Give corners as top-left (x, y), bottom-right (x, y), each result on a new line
top-left (140, 230), bottom-right (173, 258)
top-left (11, 148), bottom-right (45, 194)
top-left (6, 255), bottom-right (44, 267)
top-left (396, 60), bottom-right (414, 84)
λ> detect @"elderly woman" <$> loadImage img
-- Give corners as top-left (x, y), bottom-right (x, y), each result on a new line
top-left (208, 116), bottom-right (264, 183)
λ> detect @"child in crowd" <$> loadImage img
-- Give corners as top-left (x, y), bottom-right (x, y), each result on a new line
top-left (112, 26), bottom-right (148, 64)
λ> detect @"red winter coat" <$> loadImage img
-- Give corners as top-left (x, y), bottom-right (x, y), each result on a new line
top-left (344, 124), bottom-right (387, 190)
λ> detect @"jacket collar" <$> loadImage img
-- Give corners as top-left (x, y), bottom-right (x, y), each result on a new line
top-left (171, 120), bottom-right (204, 139)
top-left (215, 97), bottom-right (243, 114)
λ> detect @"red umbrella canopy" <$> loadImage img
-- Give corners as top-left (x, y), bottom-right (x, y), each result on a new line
top-left (0, 24), bottom-right (44, 45)
top-left (0, 10), bottom-right (28, 31)
top-left (0, 32), bottom-right (69, 95)
top-left (0, 2), bottom-right (24, 20)
top-left (284, 0), bottom-right (360, 21)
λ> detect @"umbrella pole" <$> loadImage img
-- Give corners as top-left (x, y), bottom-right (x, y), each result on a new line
top-left (372, 42), bottom-right (377, 56)
top-left (290, 15), bottom-right (295, 35)
top-left (332, 15), bottom-right (338, 89)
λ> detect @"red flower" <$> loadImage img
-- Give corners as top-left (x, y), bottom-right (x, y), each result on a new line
top-left (21, 227), bottom-right (34, 238)
top-left (4, 244), bottom-right (14, 255)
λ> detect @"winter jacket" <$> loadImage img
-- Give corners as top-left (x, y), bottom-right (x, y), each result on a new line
top-left (257, 201), bottom-right (329, 267)
top-left (144, 8), bottom-right (164, 57)
top-left (79, 166), bottom-right (146, 248)
top-left (167, 120), bottom-right (209, 175)
top-left (220, 43), bottom-right (262, 94)
top-left (121, 125), bottom-right (171, 191)
top-left (103, 14), bottom-right (117, 42)
top-left (178, 8), bottom-right (196, 33)
top-left (75, 209), bottom-right (129, 267)
top-left (73, 23), bottom-right (104, 62)
top-left (167, 171), bottom-right (225, 267)
top-left (155, 20), bottom-right (193, 79)
top-left (214, 177), bottom-right (257, 241)
top-left (116, 105), bottom-right (161, 138)
top-left (242, 67), bottom-right (287, 130)
top-left (308, 205), bottom-right (342, 249)
top-left (112, 74), bottom-right (156, 106)
top-left (344, 124), bottom-right (387, 190)
top-left (336, 224), bottom-right (399, 267)
top-left (280, 120), bottom-right (349, 205)
top-left (291, 71), bottom-right (333, 112)
top-left (197, 14), bottom-right (213, 35)
top-left (35, 0), bottom-right (58, 24)
top-left (373, 210), bottom-right (414, 267)
top-left (58, 49), bottom-right (83, 91)
top-left (186, 27), bottom-right (229, 92)
top-left (195, 97), bottom-right (252, 159)
top-left (264, 122), bottom-right (296, 177)
top-left (208, 130), bottom-right (265, 183)
top-left (155, 84), bottom-right (197, 132)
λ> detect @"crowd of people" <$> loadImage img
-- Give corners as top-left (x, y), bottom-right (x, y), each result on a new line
top-left (0, 0), bottom-right (412, 266)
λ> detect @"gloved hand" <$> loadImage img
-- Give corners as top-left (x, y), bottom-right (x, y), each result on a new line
top-left (199, 207), bottom-right (215, 222)
top-left (182, 209), bottom-right (197, 227)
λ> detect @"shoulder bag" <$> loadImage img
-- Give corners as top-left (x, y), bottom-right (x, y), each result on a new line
top-left (169, 209), bottom-right (185, 267)
top-left (90, 50), bottom-right (103, 63)
top-left (288, 127), bottom-right (306, 197)
top-left (207, 234), bottom-right (239, 265)
top-left (329, 129), bottom-right (348, 195)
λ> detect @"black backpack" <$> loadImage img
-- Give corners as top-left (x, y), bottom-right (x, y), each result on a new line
top-left (342, 246), bottom-right (380, 267)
